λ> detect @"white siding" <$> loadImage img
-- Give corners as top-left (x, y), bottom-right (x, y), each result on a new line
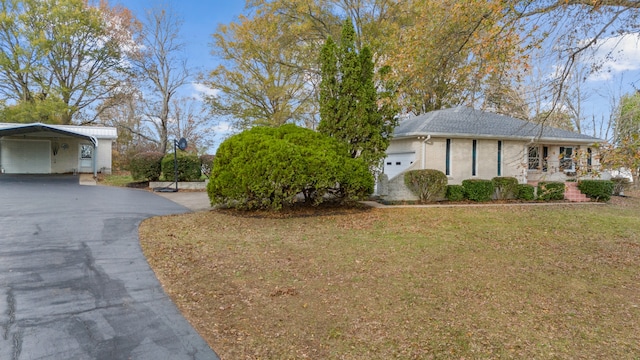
top-left (1, 139), bottom-right (51, 174)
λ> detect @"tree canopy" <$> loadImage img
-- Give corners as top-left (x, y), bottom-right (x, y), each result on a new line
top-left (202, 6), bottom-right (317, 130)
top-left (203, 0), bottom-right (640, 131)
top-left (0, 0), bottom-right (137, 124)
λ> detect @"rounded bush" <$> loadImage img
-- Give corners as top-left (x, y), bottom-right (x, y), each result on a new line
top-left (128, 151), bottom-right (163, 181)
top-left (161, 152), bottom-right (202, 182)
top-left (404, 169), bottom-right (448, 203)
top-left (446, 185), bottom-right (465, 201)
top-left (537, 181), bottom-right (565, 201)
top-left (462, 179), bottom-right (494, 202)
top-left (577, 180), bottom-right (614, 202)
top-left (492, 176), bottom-right (519, 200)
top-left (207, 124), bottom-right (374, 210)
top-left (516, 184), bottom-right (535, 201)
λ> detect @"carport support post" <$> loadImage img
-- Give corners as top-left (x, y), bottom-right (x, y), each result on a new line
top-left (92, 143), bottom-right (97, 178)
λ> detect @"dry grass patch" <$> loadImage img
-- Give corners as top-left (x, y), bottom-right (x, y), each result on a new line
top-left (140, 196), bottom-right (640, 359)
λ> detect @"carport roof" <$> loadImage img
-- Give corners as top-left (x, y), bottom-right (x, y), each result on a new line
top-left (0, 123), bottom-right (117, 146)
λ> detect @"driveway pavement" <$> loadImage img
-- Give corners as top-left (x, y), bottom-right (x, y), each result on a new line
top-left (0, 175), bottom-right (219, 360)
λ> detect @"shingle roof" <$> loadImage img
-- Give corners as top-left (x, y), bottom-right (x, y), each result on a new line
top-left (393, 107), bottom-right (602, 144)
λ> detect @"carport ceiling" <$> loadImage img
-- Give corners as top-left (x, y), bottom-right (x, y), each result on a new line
top-left (0, 123), bottom-right (97, 146)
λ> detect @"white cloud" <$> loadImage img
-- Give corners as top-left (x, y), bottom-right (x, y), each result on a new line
top-left (190, 83), bottom-right (219, 100)
top-left (212, 121), bottom-right (232, 133)
top-left (585, 33), bottom-right (640, 81)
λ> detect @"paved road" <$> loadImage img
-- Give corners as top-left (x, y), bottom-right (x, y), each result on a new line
top-left (0, 175), bottom-right (219, 360)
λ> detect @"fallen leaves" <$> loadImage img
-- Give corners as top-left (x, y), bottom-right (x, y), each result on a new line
top-left (139, 195), bottom-right (640, 359)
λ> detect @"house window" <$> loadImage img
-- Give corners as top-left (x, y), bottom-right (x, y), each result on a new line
top-left (587, 148), bottom-right (592, 172)
top-left (80, 144), bottom-right (93, 159)
top-left (559, 146), bottom-right (574, 172)
top-left (396, 161), bottom-right (401, 165)
top-left (445, 139), bottom-right (451, 176)
top-left (472, 140), bottom-right (477, 176)
top-left (497, 140), bottom-right (502, 176)
top-left (528, 146), bottom-right (539, 170)
top-left (528, 145), bottom-right (549, 171)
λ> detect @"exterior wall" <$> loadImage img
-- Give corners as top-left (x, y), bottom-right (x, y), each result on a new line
top-left (51, 138), bottom-right (80, 173)
top-left (96, 139), bottom-right (113, 173)
top-left (0, 139), bottom-right (51, 173)
top-left (423, 138), bottom-right (447, 176)
top-left (424, 138), bottom-right (527, 185)
top-left (502, 141), bottom-right (527, 183)
top-left (1, 135), bottom-right (113, 174)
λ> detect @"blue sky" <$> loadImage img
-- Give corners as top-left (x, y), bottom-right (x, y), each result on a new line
top-left (119, 1), bottom-right (245, 74)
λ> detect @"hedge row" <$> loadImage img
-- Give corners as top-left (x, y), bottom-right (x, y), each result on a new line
top-left (397, 170), bottom-right (615, 203)
top-left (129, 151), bottom-right (213, 182)
top-left (578, 180), bottom-right (614, 202)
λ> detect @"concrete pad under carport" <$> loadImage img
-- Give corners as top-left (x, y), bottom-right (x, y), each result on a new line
top-left (0, 175), bottom-right (219, 359)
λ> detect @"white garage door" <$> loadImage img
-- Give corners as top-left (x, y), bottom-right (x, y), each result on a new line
top-left (0, 139), bottom-right (51, 174)
top-left (383, 152), bottom-right (415, 179)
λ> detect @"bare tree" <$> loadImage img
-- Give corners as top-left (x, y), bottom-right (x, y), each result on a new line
top-left (169, 97), bottom-right (216, 154)
top-left (132, 3), bottom-right (190, 153)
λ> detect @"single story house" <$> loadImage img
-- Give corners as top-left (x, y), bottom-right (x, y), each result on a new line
top-left (0, 122), bottom-right (117, 176)
top-left (379, 107), bottom-right (606, 201)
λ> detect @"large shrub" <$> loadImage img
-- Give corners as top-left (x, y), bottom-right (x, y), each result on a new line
top-left (404, 169), bottom-right (448, 202)
top-left (446, 185), bottom-right (465, 201)
top-left (462, 179), bottom-right (494, 202)
top-left (516, 184), bottom-right (536, 201)
top-left (492, 176), bottom-right (519, 200)
top-left (161, 152), bottom-right (202, 182)
top-left (128, 151), bottom-right (163, 181)
top-left (578, 180), bottom-right (614, 202)
top-left (537, 181), bottom-right (565, 201)
top-left (207, 124), bottom-right (374, 210)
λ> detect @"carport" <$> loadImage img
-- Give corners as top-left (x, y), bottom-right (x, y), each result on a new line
top-left (0, 123), bottom-right (111, 177)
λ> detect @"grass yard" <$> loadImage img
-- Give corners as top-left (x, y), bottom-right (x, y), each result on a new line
top-left (139, 195), bottom-right (640, 359)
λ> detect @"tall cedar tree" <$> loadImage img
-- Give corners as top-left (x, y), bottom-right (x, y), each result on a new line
top-left (318, 19), bottom-right (395, 173)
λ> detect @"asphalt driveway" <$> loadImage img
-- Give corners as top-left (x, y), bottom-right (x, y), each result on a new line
top-left (0, 175), bottom-right (219, 360)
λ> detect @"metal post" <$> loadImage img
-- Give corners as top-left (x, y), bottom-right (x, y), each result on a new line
top-left (174, 139), bottom-right (178, 192)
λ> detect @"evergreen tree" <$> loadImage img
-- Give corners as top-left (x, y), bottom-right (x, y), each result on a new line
top-left (319, 36), bottom-right (339, 134)
top-left (318, 19), bottom-right (396, 173)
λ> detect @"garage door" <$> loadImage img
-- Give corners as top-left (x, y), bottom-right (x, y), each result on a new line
top-left (0, 139), bottom-right (51, 174)
top-left (383, 152), bottom-right (415, 179)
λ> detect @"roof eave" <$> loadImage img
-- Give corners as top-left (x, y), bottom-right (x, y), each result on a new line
top-left (392, 132), bottom-right (604, 144)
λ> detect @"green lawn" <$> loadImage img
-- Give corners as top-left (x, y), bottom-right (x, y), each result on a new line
top-left (97, 173), bottom-right (135, 187)
top-left (140, 195), bottom-right (640, 359)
